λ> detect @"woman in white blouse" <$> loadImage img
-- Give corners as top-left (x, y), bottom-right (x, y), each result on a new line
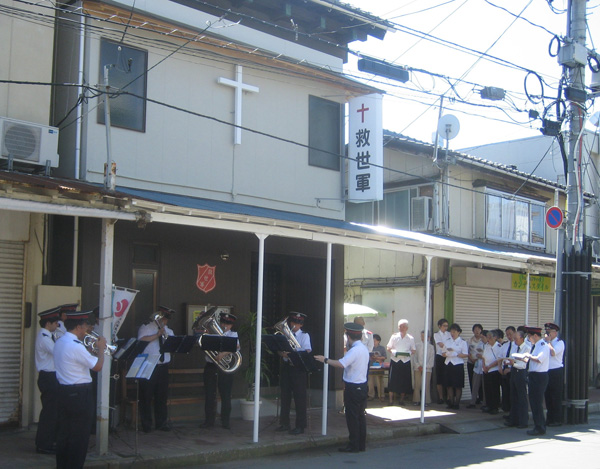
top-left (442, 324), bottom-right (468, 410)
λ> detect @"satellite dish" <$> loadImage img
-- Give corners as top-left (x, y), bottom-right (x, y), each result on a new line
top-left (590, 111), bottom-right (600, 128)
top-left (438, 114), bottom-right (460, 140)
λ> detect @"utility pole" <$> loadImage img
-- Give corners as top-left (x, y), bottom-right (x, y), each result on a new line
top-left (561, 0), bottom-right (591, 425)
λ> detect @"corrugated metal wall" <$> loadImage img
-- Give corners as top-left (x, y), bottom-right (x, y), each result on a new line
top-left (0, 240), bottom-right (25, 424)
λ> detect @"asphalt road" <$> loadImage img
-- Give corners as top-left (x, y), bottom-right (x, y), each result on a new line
top-left (200, 414), bottom-right (600, 469)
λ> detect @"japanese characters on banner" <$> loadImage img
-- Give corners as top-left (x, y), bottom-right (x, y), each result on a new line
top-left (348, 93), bottom-right (383, 202)
top-left (112, 286), bottom-right (138, 339)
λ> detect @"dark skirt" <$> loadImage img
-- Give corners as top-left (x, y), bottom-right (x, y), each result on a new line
top-left (389, 360), bottom-right (412, 394)
top-left (446, 363), bottom-right (464, 389)
top-left (435, 354), bottom-right (446, 386)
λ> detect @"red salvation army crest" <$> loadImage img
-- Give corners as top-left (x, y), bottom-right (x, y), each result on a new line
top-left (196, 264), bottom-right (216, 293)
top-left (114, 299), bottom-right (129, 317)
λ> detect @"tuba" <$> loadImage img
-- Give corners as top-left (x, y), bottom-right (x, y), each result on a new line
top-left (193, 308), bottom-right (242, 374)
top-left (84, 331), bottom-right (117, 356)
top-left (273, 317), bottom-right (301, 351)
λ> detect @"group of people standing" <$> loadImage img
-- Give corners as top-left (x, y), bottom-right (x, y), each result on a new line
top-left (435, 318), bottom-right (565, 436)
top-left (35, 305), bottom-right (108, 469)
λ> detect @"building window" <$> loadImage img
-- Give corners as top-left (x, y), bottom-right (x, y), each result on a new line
top-left (98, 39), bottom-right (147, 132)
top-left (346, 184), bottom-right (433, 231)
top-left (308, 96), bottom-right (342, 170)
top-left (485, 190), bottom-right (545, 247)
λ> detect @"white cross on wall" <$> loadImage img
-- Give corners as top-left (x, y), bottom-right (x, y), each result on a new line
top-left (218, 65), bottom-right (259, 145)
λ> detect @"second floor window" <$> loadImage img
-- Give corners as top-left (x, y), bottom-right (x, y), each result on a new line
top-left (485, 190), bottom-right (545, 247)
top-left (98, 39), bottom-right (147, 132)
top-left (308, 96), bottom-right (342, 170)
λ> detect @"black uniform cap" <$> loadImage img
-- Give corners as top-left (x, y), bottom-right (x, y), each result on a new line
top-left (220, 312), bottom-right (237, 324)
top-left (38, 306), bottom-right (61, 320)
top-left (288, 312), bottom-right (307, 324)
top-left (544, 322), bottom-right (560, 332)
top-left (159, 305), bottom-right (176, 319)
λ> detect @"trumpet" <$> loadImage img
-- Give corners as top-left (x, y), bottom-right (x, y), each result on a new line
top-left (154, 313), bottom-right (169, 339)
top-left (84, 331), bottom-right (117, 356)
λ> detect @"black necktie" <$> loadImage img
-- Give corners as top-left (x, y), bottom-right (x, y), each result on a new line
top-left (506, 342), bottom-right (512, 357)
top-left (526, 344), bottom-right (535, 370)
top-left (159, 334), bottom-right (165, 363)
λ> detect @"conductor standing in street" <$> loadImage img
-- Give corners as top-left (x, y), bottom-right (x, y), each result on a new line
top-left (54, 310), bottom-right (106, 469)
top-left (315, 322), bottom-right (370, 453)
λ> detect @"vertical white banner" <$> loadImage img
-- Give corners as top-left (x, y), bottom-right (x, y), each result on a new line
top-left (348, 93), bottom-right (383, 202)
top-left (112, 286), bottom-right (138, 340)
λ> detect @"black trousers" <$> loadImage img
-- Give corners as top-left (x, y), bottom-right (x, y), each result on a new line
top-left (508, 368), bottom-right (528, 427)
top-left (279, 362), bottom-right (307, 429)
top-left (528, 371), bottom-right (549, 432)
top-left (139, 364), bottom-right (169, 431)
top-left (204, 362), bottom-right (234, 425)
top-left (344, 381), bottom-right (368, 451)
top-left (36, 371), bottom-right (59, 451)
top-left (500, 370), bottom-right (511, 412)
top-left (545, 368), bottom-right (564, 425)
top-left (483, 371), bottom-right (501, 411)
top-left (467, 362), bottom-right (483, 402)
top-left (56, 383), bottom-right (94, 469)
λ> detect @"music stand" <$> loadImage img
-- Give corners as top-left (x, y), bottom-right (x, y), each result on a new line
top-left (198, 334), bottom-right (238, 353)
top-left (262, 335), bottom-right (318, 373)
top-left (262, 334), bottom-right (294, 354)
top-left (114, 338), bottom-right (148, 362)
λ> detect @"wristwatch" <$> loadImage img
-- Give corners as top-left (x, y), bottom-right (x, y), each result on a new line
top-left (324, 358), bottom-right (329, 364)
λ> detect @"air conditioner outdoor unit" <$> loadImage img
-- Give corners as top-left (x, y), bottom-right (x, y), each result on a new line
top-left (411, 196), bottom-right (432, 231)
top-left (0, 117), bottom-right (59, 168)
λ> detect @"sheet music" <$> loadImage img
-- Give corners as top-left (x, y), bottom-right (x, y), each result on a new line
top-left (126, 354), bottom-right (147, 379)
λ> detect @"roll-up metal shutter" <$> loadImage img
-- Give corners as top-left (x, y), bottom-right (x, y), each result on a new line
top-left (538, 293), bottom-right (555, 327)
top-left (0, 240), bottom-right (25, 425)
top-left (499, 289), bottom-right (526, 329)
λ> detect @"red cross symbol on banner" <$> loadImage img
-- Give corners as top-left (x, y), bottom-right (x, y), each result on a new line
top-left (357, 103), bottom-right (369, 123)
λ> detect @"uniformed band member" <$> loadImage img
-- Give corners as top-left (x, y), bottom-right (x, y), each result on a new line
top-left (386, 319), bottom-right (416, 405)
top-left (504, 330), bottom-right (531, 428)
top-left (137, 305), bottom-right (175, 433)
top-left (54, 310), bottom-right (106, 469)
top-left (544, 322), bottom-right (565, 427)
top-left (35, 307), bottom-right (61, 454)
top-left (315, 322), bottom-right (370, 453)
top-left (524, 326), bottom-right (550, 436)
top-left (442, 323), bottom-right (468, 410)
top-left (276, 312), bottom-right (312, 435)
top-left (54, 303), bottom-right (77, 340)
top-left (201, 312), bottom-right (240, 429)
top-left (499, 326), bottom-right (516, 413)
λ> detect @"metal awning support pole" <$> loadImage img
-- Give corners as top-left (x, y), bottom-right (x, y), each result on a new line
top-left (525, 272), bottom-right (531, 324)
top-left (253, 233), bottom-right (268, 443)
top-left (96, 218), bottom-right (115, 454)
top-left (321, 242), bottom-right (333, 435)
top-left (420, 255), bottom-right (433, 423)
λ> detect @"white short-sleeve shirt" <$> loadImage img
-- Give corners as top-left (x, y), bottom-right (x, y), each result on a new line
top-left (54, 331), bottom-right (98, 385)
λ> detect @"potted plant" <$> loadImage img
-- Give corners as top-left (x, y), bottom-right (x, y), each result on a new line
top-left (238, 312), bottom-right (272, 419)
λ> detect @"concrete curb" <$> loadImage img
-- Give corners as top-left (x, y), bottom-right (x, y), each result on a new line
top-left (85, 423), bottom-right (441, 468)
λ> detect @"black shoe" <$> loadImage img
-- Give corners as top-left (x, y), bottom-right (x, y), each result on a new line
top-left (142, 426), bottom-right (152, 433)
top-left (466, 404), bottom-right (476, 409)
top-left (452, 405), bottom-right (459, 410)
top-left (489, 409), bottom-right (499, 415)
top-left (36, 447), bottom-right (56, 455)
top-left (437, 399), bottom-right (444, 405)
top-left (527, 429), bottom-right (546, 436)
top-left (481, 406), bottom-right (490, 412)
top-left (158, 424), bottom-right (171, 432)
top-left (199, 422), bottom-right (214, 429)
top-left (222, 422), bottom-right (230, 429)
top-left (476, 399), bottom-right (482, 405)
top-left (504, 422), bottom-right (516, 427)
top-left (338, 446), bottom-right (360, 453)
top-left (446, 403), bottom-right (453, 409)
top-left (289, 427), bottom-right (304, 435)
top-left (275, 424), bottom-right (290, 432)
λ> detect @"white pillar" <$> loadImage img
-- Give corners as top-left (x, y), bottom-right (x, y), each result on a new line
top-left (420, 255), bottom-right (433, 423)
top-left (96, 218), bottom-right (114, 454)
top-left (321, 243), bottom-right (333, 435)
top-left (253, 234), bottom-right (268, 443)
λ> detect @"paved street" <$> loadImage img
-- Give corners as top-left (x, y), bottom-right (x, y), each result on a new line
top-left (201, 414), bottom-right (600, 469)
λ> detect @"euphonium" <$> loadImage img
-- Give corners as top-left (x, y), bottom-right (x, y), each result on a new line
top-left (193, 308), bottom-right (242, 374)
top-left (273, 317), bottom-right (301, 351)
top-left (84, 331), bottom-right (117, 356)
top-left (153, 313), bottom-right (169, 339)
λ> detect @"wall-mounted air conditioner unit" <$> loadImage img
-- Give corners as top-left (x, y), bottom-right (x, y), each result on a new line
top-left (411, 196), bottom-right (432, 231)
top-left (0, 117), bottom-right (59, 168)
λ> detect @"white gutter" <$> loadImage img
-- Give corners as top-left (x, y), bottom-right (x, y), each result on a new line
top-left (0, 198), bottom-right (138, 221)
